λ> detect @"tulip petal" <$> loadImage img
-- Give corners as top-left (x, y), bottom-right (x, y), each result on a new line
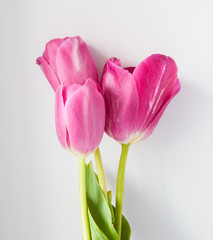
top-left (124, 67), bottom-right (135, 74)
top-left (109, 57), bottom-right (121, 66)
top-left (43, 38), bottom-right (65, 75)
top-left (62, 82), bottom-right (82, 102)
top-left (64, 83), bottom-right (105, 156)
top-left (133, 54), bottom-right (181, 140)
top-left (141, 79), bottom-right (181, 140)
top-left (101, 59), bottom-right (139, 143)
top-left (36, 57), bottom-right (60, 91)
top-left (55, 85), bottom-right (68, 148)
top-left (55, 36), bottom-right (99, 85)
top-left (84, 78), bottom-right (103, 96)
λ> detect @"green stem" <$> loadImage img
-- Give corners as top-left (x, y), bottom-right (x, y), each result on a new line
top-left (115, 144), bottom-right (130, 237)
top-left (79, 157), bottom-right (90, 240)
top-left (94, 147), bottom-right (108, 203)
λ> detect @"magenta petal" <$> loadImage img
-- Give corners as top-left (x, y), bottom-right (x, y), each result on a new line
top-left (101, 59), bottom-right (139, 143)
top-left (84, 78), bottom-right (103, 96)
top-left (36, 57), bottom-right (60, 91)
top-left (124, 67), bottom-right (135, 74)
top-left (109, 57), bottom-right (121, 67)
top-left (43, 38), bottom-right (65, 75)
top-left (61, 82), bottom-right (82, 103)
top-left (141, 79), bottom-right (181, 140)
top-left (102, 57), bottom-right (121, 76)
top-left (64, 84), bottom-right (105, 156)
top-left (133, 54), bottom-right (181, 140)
top-left (55, 85), bottom-right (68, 148)
top-left (55, 36), bottom-right (99, 85)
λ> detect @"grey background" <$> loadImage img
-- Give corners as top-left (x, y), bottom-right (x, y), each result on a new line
top-left (0, 0), bottom-right (213, 239)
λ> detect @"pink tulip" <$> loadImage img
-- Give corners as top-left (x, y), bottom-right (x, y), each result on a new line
top-left (101, 54), bottom-right (181, 144)
top-left (55, 78), bottom-right (105, 156)
top-left (36, 36), bottom-right (98, 91)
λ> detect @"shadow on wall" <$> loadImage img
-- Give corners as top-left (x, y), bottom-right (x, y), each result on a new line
top-left (143, 80), bottom-right (211, 145)
top-left (126, 81), bottom-right (211, 240)
top-left (88, 45), bottom-right (107, 80)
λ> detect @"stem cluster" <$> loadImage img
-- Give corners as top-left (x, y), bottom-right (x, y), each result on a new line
top-left (78, 145), bottom-right (129, 239)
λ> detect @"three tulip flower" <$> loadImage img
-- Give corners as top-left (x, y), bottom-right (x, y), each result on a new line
top-left (37, 36), bottom-right (181, 240)
top-left (37, 36), bottom-right (180, 154)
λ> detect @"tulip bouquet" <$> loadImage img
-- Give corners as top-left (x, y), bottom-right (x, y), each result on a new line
top-left (36, 36), bottom-right (181, 240)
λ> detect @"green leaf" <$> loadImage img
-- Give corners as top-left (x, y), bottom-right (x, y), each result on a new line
top-left (88, 209), bottom-right (109, 240)
top-left (120, 212), bottom-right (131, 240)
top-left (107, 197), bottom-right (131, 240)
top-left (86, 162), bottom-right (119, 240)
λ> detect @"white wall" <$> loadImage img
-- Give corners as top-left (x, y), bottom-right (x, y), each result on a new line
top-left (0, 0), bottom-right (213, 239)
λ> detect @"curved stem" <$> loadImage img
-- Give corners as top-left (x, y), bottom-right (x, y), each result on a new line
top-left (79, 157), bottom-right (90, 240)
top-left (94, 147), bottom-right (108, 203)
top-left (115, 144), bottom-right (130, 237)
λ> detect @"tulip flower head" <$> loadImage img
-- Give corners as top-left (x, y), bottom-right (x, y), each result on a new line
top-left (101, 54), bottom-right (181, 144)
top-left (55, 79), bottom-right (105, 157)
top-left (36, 36), bottom-right (98, 91)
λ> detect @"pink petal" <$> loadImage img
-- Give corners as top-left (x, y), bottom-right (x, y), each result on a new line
top-left (43, 38), bottom-right (65, 76)
top-left (61, 82), bottom-right (82, 103)
top-left (141, 79), bottom-right (181, 140)
top-left (55, 83), bottom-right (84, 149)
top-left (102, 57), bottom-right (121, 75)
top-left (101, 59), bottom-right (139, 143)
top-left (109, 57), bottom-right (121, 66)
top-left (55, 36), bottom-right (99, 85)
top-left (84, 78), bottom-right (103, 96)
top-left (133, 54), bottom-right (181, 140)
top-left (36, 57), bottom-right (60, 91)
top-left (55, 85), bottom-right (68, 148)
top-left (64, 83), bottom-right (105, 156)
top-left (124, 67), bottom-right (135, 74)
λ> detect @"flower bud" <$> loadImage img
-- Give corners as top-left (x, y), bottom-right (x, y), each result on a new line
top-left (55, 79), bottom-right (105, 156)
top-left (36, 36), bottom-right (98, 91)
top-left (101, 54), bottom-right (181, 144)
